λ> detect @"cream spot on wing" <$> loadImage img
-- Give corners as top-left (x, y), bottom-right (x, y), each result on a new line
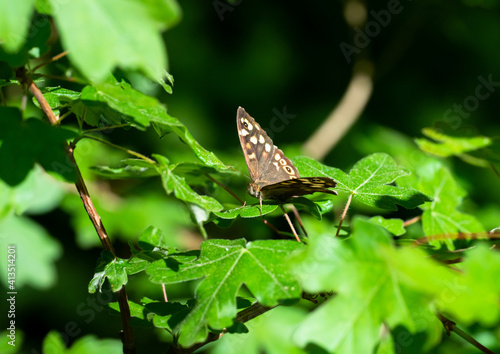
top-left (265, 143), bottom-right (271, 152)
top-left (255, 124), bottom-right (260, 130)
top-left (247, 122), bottom-right (253, 130)
top-left (247, 152), bottom-right (256, 159)
top-left (273, 162), bottom-right (279, 171)
top-left (250, 136), bottom-right (258, 144)
top-left (290, 176), bottom-right (298, 179)
top-left (275, 153), bottom-right (281, 160)
top-left (239, 129), bottom-right (249, 136)
top-left (245, 143), bottom-right (252, 150)
top-left (259, 135), bottom-right (265, 144)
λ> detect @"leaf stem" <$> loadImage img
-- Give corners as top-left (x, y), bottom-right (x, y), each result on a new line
top-left (289, 204), bottom-right (308, 236)
top-left (490, 163), bottom-right (500, 179)
top-left (84, 123), bottom-right (133, 133)
top-left (162, 284), bottom-right (168, 302)
top-left (403, 215), bottom-right (421, 227)
top-left (437, 313), bottom-right (495, 354)
top-left (280, 205), bottom-right (301, 242)
top-left (336, 193), bottom-right (353, 237)
top-left (206, 174), bottom-right (244, 204)
top-left (32, 50), bottom-right (69, 72)
top-left (82, 134), bottom-right (156, 164)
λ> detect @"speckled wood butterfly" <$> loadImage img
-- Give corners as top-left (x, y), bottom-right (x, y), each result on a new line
top-left (237, 107), bottom-right (337, 208)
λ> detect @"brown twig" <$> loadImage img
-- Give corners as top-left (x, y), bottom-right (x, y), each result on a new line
top-left (38, 73), bottom-right (83, 84)
top-left (437, 313), bottom-right (495, 354)
top-left (26, 74), bottom-right (136, 353)
top-left (83, 134), bottom-right (156, 164)
top-left (206, 174), bottom-right (244, 204)
top-left (280, 205), bottom-right (301, 242)
top-left (413, 232), bottom-right (500, 246)
top-left (336, 193), bottom-right (353, 237)
top-left (32, 51), bottom-right (69, 72)
top-left (162, 284), bottom-right (168, 302)
top-left (289, 204), bottom-right (308, 237)
top-left (403, 215), bottom-right (421, 227)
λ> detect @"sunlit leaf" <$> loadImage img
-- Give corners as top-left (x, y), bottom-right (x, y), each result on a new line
top-left (146, 238), bottom-right (303, 347)
top-left (294, 153), bottom-right (431, 210)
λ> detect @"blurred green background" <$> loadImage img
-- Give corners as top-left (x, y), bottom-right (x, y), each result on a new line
top-left (1, 0), bottom-right (500, 352)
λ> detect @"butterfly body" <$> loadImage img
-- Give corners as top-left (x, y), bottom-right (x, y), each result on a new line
top-left (237, 107), bottom-right (337, 204)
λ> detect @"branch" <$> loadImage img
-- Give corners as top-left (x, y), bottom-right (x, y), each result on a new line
top-left (25, 73), bottom-right (136, 353)
top-left (437, 313), bottom-right (495, 354)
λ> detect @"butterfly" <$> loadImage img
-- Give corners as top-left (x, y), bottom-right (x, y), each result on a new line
top-left (237, 107), bottom-right (337, 211)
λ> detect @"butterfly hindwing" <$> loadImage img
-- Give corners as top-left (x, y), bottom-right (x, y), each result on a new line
top-left (261, 177), bottom-right (338, 201)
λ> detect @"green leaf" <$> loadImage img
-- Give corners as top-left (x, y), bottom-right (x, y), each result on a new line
top-left (214, 204), bottom-right (278, 219)
top-left (155, 154), bottom-right (223, 213)
top-left (188, 203), bottom-right (210, 239)
top-left (440, 243), bottom-right (500, 325)
top-left (0, 165), bottom-right (66, 217)
top-left (138, 226), bottom-right (171, 250)
top-left (400, 161), bottom-right (485, 249)
top-left (42, 331), bottom-right (122, 353)
top-left (109, 297), bottom-right (189, 330)
top-left (0, 214), bottom-right (62, 289)
top-left (144, 299), bottom-right (190, 331)
top-left (294, 153), bottom-right (431, 210)
top-left (42, 331), bottom-right (65, 354)
top-left (79, 77), bottom-right (226, 169)
top-left (415, 127), bottom-right (491, 157)
top-left (152, 120), bottom-right (227, 169)
top-left (0, 15), bottom-right (51, 67)
top-left (291, 218), bottom-right (448, 353)
top-left (0, 107), bottom-right (76, 185)
top-left (211, 306), bottom-right (308, 354)
top-left (49, 0), bottom-right (180, 82)
top-left (88, 251), bottom-right (128, 293)
top-left (79, 76), bottom-right (178, 128)
top-left (32, 86), bottom-right (81, 116)
top-left (368, 216), bottom-right (405, 236)
top-left (146, 239), bottom-right (303, 347)
top-left (0, 0), bottom-right (36, 52)
top-left (90, 159), bottom-right (158, 179)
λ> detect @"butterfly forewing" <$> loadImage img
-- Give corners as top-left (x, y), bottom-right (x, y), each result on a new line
top-left (237, 107), bottom-right (299, 187)
top-left (237, 106), bottom-right (337, 202)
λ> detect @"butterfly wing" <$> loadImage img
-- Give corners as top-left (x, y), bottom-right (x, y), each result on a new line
top-left (237, 107), bottom-right (299, 187)
top-left (260, 177), bottom-right (338, 201)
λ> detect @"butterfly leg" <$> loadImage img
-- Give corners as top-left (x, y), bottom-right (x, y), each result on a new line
top-left (259, 195), bottom-right (263, 216)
